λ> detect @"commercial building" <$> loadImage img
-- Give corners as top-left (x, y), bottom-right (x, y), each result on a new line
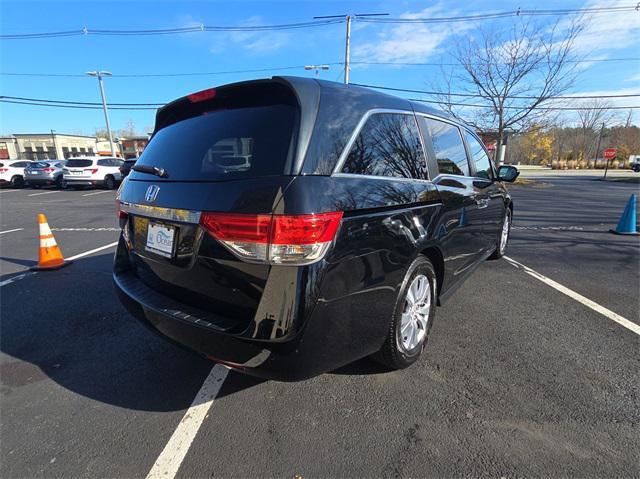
top-left (0, 133), bottom-right (98, 160)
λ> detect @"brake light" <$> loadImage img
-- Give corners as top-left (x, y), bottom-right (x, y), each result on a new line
top-left (42, 168), bottom-right (55, 173)
top-left (188, 88), bottom-right (216, 103)
top-left (85, 168), bottom-right (98, 174)
top-left (0, 168), bottom-right (8, 173)
top-left (200, 211), bottom-right (343, 265)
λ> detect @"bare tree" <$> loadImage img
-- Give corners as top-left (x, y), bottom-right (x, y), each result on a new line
top-left (577, 99), bottom-right (616, 131)
top-left (432, 18), bottom-right (584, 163)
top-left (576, 99), bottom-right (616, 160)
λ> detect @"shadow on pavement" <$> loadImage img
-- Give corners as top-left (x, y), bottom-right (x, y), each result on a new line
top-left (0, 252), bottom-right (259, 412)
top-left (0, 256), bottom-right (37, 269)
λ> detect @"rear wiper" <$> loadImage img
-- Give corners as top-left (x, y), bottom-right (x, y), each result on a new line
top-left (131, 164), bottom-right (168, 178)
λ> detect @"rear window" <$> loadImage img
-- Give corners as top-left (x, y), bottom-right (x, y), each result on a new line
top-left (31, 162), bottom-right (51, 168)
top-left (132, 105), bottom-right (296, 181)
top-left (66, 159), bottom-right (94, 167)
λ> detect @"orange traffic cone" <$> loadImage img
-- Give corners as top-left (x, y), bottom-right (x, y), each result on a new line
top-left (31, 214), bottom-right (71, 270)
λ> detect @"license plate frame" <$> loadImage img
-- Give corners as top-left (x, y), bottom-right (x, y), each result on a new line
top-left (145, 222), bottom-right (177, 258)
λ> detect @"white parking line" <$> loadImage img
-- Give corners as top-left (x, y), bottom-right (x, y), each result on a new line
top-left (82, 190), bottom-right (113, 197)
top-left (0, 228), bottom-right (24, 235)
top-left (505, 256), bottom-right (640, 336)
top-left (0, 189), bottom-right (21, 194)
top-left (146, 365), bottom-right (229, 479)
top-left (27, 191), bottom-right (60, 197)
top-left (66, 241), bottom-right (118, 261)
top-left (0, 241), bottom-right (118, 287)
top-left (0, 272), bottom-right (35, 287)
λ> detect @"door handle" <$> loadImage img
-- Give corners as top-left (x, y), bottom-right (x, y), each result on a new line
top-left (475, 198), bottom-right (489, 209)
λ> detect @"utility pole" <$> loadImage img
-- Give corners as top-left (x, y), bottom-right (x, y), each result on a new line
top-left (85, 70), bottom-right (115, 156)
top-left (594, 122), bottom-right (605, 177)
top-left (344, 15), bottom-right (351, 84)
top-left (313, 13), bottom-right (388, 85)
top-left (50, 129), bottom-right (59, 160)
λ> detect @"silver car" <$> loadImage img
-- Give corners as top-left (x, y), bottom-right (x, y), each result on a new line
top-left (24, 160), bottom-right (67, 188)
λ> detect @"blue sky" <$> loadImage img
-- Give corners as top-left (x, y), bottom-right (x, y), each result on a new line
top-left (1, 0), bottom-right (639, 135)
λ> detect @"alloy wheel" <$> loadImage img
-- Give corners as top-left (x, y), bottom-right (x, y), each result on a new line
top-left (398, 274), bottom-right (431, 352)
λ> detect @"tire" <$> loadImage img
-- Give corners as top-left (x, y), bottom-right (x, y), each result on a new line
top-left (54, 176), bottom-right (63, 189)
top-left (374, 256), bottom-right (437, 370)
top-left (10, 175), bottom-right (24, 188)
top-left (489, 207), bottom-right (512, 260)
top-left (104, 175), bottom-right (116, 190)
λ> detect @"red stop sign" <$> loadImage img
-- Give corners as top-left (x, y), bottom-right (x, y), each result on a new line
top-left (603, 148), bottom-right (617, 160)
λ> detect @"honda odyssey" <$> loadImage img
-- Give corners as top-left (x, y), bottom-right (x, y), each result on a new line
top-left (113, 77), bottom-right (519, 380)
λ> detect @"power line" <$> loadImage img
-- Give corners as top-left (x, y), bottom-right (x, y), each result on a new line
top-left (2, 6), bottom-right (637, 40)
top-left (351, 57), bottom-right (640, 66)
top-left (3, 94), bottom-right (639, 112)
top-left (352, 83), bottom-right (640, 100)
top-left (0, 99), bottom-right (157, 110)
top-left (0, 96), bottom-right (163, 106)
top-left (408, 98), bottom-right (640, 110)
top-left (0, 64), bottom-right (345, 79)
top-left (358, 5), bottom-right (639, 23)
top-left (3, 56), bottom-right (636, 80)
top-left (0, 19), bottom-right (345, 40)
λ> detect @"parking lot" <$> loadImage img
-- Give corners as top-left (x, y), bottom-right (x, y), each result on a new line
top-left (1, 178), bottom-right (638, 478)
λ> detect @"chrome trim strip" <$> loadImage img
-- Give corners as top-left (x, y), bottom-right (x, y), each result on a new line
top-left (119, 202), bottom-right (201, 224)
top-left (414, 111), bottom-right (463, 127)
top-left (332, 172), bottom-right (434, 184)
top-left (331, 108), bottom-right (418, 175)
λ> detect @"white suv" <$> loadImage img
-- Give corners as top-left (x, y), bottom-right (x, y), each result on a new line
top-left (0, 160), bottom-right (33, 188)
top-left (63, 157), bottom-right (124, 189)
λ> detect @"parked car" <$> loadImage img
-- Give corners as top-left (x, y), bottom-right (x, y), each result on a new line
top-left (63, 157), bottom-right (123, 189)
top-left (0, 160), bottom-right (32, 187)
top-left (113, 77), bottom-right (519, 381)
top-left (24, 160), bottom-right (67, 188)
top-left (119, 159), bottom-right (137, 178)
top-left (630, 155), bottom-right (640, 172)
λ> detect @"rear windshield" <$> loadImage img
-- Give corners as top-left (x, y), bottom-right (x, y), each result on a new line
top-left (31, 162), bottom-right (51, 168)
top-left (66, 159), bottom-right (94, 167)
top-left (131, 105), bottom-right (296, 181)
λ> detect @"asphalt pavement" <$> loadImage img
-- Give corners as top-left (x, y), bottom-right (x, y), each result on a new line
top-left (1, 179), bottom-right (638, 478)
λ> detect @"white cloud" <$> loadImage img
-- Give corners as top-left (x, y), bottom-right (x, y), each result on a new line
top-left (209, 16), bottom-right (290, 54)
top-left (557, 0), bottom-right (640, 56)
top-left (353, 5), bottom-right (475, 63)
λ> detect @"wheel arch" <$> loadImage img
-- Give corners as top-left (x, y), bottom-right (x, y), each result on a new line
top-left (419, 245), bottom-right (445, 305)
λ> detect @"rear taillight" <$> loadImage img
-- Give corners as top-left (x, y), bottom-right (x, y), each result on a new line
top-left (0, 168), bottom-right (8, 173)
top-left (200, 211), bottom-right (343, 265)
top-left (42, 168), bottom-right (55, 173)
top-left (85, 168), bottom-right (98, 174)
top-left (116, 201), bottom-right (128, 221)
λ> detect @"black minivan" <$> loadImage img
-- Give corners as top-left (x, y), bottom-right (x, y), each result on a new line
top-left (114, 77), bottom-right (519, 380)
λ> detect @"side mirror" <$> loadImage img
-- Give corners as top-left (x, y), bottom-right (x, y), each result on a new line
top-left (497, 165), bottom-right (519, 183)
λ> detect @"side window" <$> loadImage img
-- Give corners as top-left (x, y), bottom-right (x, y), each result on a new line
top-left (97, 159), bottom-right (110, 167)
top-left (419, 118), bottom-right (470, 177)
top-left (465, 131), bottom-right (493, 179)
top-left (342, 113), bottom-right (427, 180)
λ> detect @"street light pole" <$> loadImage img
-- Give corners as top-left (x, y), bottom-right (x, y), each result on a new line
top-left (304, 65), bottom-right (330, 78)
top-left (86, 70), bottom-right (115, 157)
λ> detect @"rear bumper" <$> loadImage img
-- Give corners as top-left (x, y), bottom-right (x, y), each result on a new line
top-left (64, 178), bottom-right (104, 186)
top-left (113, 235), bottom-right (391, 381)
top-left (25, 177), bottom-right (57, 185)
